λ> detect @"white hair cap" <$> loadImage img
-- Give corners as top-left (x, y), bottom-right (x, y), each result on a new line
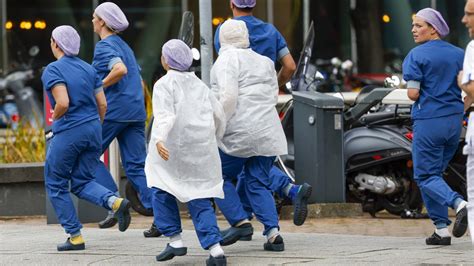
top-left (219, 19), bottom-right (249, 49)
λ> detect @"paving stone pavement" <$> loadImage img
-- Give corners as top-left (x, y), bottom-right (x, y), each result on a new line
top-left (1, 214), bottom-right (473, 265)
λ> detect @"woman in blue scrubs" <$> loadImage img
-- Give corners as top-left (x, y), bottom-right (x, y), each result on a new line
top-left (91, 2), bottom-right (156, 236)
top-left (403, 8), bottom-right (469, 245)
top-left (42, 25), bottom-right (131, 251)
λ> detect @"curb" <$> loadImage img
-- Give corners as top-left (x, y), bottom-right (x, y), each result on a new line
top-left (280, 203), bottom-right (363, 219)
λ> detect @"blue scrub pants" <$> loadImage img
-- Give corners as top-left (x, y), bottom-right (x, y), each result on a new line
top-left (45, 120), bottom-right (115, 235)
top-left (215, 150), bottom-right (280, 236)
top-left (151, 187), bottom-right (221, 249)
top-left (94, 121), bottom-right (152, 210)
top-left (237, 166), bottom-right (291, 219)
top-left (412, 114), bottom-right (464, 227)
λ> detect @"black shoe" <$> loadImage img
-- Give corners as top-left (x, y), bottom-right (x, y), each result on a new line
top-left (263, 235), bottom-right (285, 251)
top-left (114, 198), bottom-right (131, 232)
top-left (206, 255), bottom-right (227, 266)
top-left (293, 183), bottom-right (312, 226)
top-left (155, 244), bottom-right (187, 261)
top-left (57, 238), bottom-right (85, 251)
top-left (98, 214), bottom-right (117, 229)
top-left (220, 223), bottom-right (254, 246)
top-left (425, 232), bottom-right (451, 245)
top-left (220, 226), bottom-right (252, 241)
top-left (453, 206), bottom-right (468, 238)
top-left (144, 223), bottom-right (162, 238)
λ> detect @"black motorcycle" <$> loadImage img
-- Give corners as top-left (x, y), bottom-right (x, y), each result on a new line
top-left (278, 22), bottom-right (423, 216)
top-left (279, 21), bottom-right (466, 217)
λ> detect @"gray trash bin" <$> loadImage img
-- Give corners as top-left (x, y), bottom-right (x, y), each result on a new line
top-left (293, 91), bottom-right (345, 203)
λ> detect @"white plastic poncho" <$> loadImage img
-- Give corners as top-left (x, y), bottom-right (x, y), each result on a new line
top-left (210, 24), bottom-right (287, 157)
top-left (145, 70), bottom-right (225, 203)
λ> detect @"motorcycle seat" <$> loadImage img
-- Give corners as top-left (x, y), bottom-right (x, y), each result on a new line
top-left (359, 112), bottom-right (397, 126)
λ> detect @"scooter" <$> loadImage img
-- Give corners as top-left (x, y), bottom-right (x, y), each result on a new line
top-left (0, 46), bottom-right (44, 129)
top-left (277, 22), bottom-right (423, 216)
top-left (2, 69), bottom-right (43, 128)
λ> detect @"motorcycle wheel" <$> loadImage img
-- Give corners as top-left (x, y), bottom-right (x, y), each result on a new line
top-left (125, 181), bottom-right (154, 216)
top-left (347, 160), bottom-right (423, 216)
top-left (274, 157), bottom-right (296, 214)
top-left (443, 144), bottom-right (467, 199)
top-left (379, 181), bottom-right (423, 215)
top-left (379, 164), bottom-right (423, 215)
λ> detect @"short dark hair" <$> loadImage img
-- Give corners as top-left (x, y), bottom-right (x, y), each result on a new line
top-left (235, 6), bottom-right (254, 12)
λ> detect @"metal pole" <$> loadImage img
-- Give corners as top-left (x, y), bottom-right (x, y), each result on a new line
top-left (430, 0), bottom-right (436, 9)
top-left (181, 0), bottom-right (188, 13)
top-left (1, 0), bottom-right (7, 74)
top-left (267, 0), bottom-right (274, 24)
top-left (303, 0), bottom-right (309, 42)
top-left (350, 0), bottom-right (358, 73)
top-left (199, 0), bottom-right (213, 87)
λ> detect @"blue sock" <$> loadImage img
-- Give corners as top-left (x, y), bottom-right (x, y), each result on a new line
top-left (288, 185), bottom-right (301, 201)
top-left (435, 222), bottom-right (447, 230)
top-left (107, 196), bottom-right (118, 210)
top-left (71, 230), bottom-right (81, 237)
top-left (453, 197), bottom-right (466, 211)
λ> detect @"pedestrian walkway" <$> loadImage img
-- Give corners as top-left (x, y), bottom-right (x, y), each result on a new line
top-left (1, 214), bottom-right (472, 265)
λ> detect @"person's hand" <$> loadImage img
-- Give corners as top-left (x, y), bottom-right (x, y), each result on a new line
top-left (458, 70), bottom-right (464, 89)
top-left (156, 141), bottom-right (169, 161)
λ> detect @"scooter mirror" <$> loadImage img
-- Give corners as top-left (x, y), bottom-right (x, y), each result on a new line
top-left (315, 71), bottom-right (325, 80)
top-left (384, 75), bottom-right (401, 88)
top-left (29, 46), bottom-right (39, 57)
top-left (341, 60), bottom-right (353, 70)
top-left (391, 75), bottom-right (400, 86)
top-left (191, 48), bottom-right (200, 61)
top-left (330, 57), bottom-right (341, 67)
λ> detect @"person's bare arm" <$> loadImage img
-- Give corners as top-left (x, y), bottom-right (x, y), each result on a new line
top-left (51, 85), bottom-right (69, 120)
top-left (277, 53), bottom-right (296, 89)
top-left (102, 62), bottom-right (127, 88)
top-left (464, 95), bottom-right (473, 112)
top-left (407, 88), bottom-right (420, 101)
top-left (95, 90), bottom-right (107, 123)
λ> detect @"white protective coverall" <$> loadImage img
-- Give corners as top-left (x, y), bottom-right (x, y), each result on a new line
top-left (461, 40), bottom-right (474, 244)
top-left (210, 45), bottom-right (288, 158)
top-left (145, 70), bottom-right (225, 202)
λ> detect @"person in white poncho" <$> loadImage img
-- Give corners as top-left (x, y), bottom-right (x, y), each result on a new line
top-left (144, 39), bottom-right (227, 265)
top-left (211, 19), bottom-right (288, 252)
top-left (457, 0), bottom-right (474, 245)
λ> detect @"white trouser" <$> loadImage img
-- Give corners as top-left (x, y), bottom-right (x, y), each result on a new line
top-left (465, 114), bottom-right (474, 244)
top-left (466, 155), bottom-right (474, 244)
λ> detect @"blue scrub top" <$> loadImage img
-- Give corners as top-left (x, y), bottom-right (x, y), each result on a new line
top-left (214, 16), bottom-right (289, 63)
top-left (41, 56), bottom-right (102, 133)
top-left (92, 35), bottom-right (146, 122)
top-left (402, 40), bottom-right (464, 120)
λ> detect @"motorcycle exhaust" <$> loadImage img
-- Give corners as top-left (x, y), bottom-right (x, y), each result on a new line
top-left (354, 173), bottom-right (398, 195)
